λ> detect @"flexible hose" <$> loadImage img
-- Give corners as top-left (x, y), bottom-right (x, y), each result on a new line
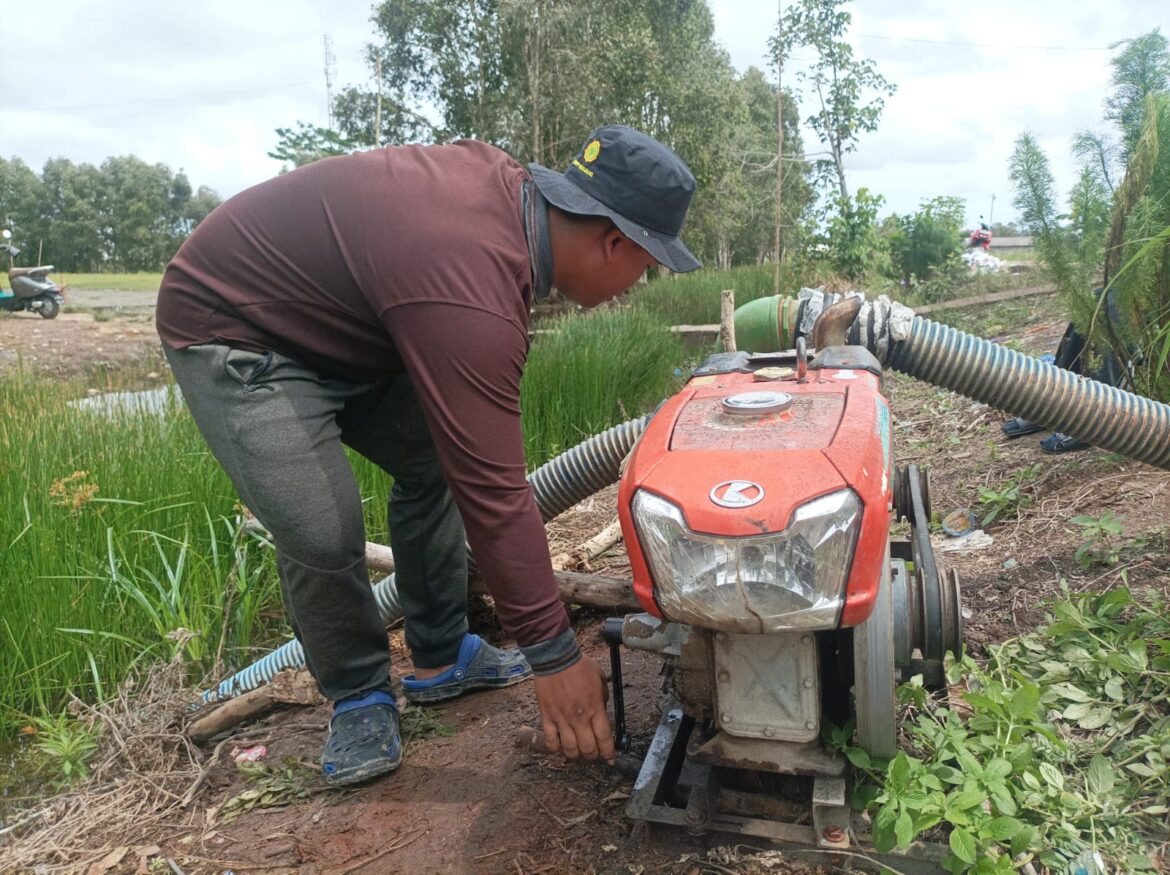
top-left (734, 293), bottom-right (1170, 472)
top-left (528, 415), bottom-right (653, 522)
top-left (887, 316), bottom-right (1170, 471)
top-left (198, 414), bottom-right (651, 703)
top-left (200, 574), bottom-right (404, 703)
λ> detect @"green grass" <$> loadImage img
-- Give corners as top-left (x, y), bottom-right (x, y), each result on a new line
top-left (631, 263), bottom-right (808, 326)
top-left (520, 305), bottom-right (696, 466)
top-left (57, 273), bottom-right (162, 292)
top-left (0, 367), bottom-right (287, 724)
top-left (989, 247), bottom-right (1035, 262)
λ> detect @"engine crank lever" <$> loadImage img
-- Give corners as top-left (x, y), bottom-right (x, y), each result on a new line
top-left (602, 617), bottom-right (632, 751)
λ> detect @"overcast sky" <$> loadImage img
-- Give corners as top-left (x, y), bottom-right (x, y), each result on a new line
top-left (2, 1), bottom-right (1166, 229)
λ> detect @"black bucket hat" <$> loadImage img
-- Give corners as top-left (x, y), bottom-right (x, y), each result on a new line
top-left (529, 125), bottom-right (701, 273)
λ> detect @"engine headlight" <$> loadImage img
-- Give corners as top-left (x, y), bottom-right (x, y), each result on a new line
top-left (632, 488), bottom-right (861, 632)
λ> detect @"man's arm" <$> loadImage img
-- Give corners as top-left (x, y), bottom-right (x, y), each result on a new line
top-left (382, 302), bottom-right (614, 761)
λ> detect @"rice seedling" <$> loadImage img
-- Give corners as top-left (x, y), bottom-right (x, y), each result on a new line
top-left (520, 306), bottom-right (691, 466)
top-left (631, 263), bottom-right (805, 326)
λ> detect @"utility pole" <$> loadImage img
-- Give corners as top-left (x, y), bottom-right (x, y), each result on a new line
top-left (773, 0), bottom-right (784, 294)
top-left (989, 194), bottom-right (996, 228)
top-left (323, 34), bottom-right (336, 130)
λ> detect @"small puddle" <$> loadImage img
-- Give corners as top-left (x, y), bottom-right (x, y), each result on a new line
top-left (69, 384), bottom-right (182, 417)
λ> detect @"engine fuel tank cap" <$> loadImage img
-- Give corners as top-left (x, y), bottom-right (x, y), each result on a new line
top-left (721, 391), bottom-right (793, 416)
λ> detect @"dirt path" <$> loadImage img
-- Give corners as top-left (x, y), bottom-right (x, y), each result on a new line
top-left (0, 311), bottom-right (162, 377)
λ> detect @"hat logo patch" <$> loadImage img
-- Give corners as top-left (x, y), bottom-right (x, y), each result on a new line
top-left (583, 139), bottom-right (601, 163)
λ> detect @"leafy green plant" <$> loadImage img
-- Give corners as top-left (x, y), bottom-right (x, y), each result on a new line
top-left (1071, 511), bottom-right (1125, 567)
top-left (824, 188), bottom-right (890, 281)
top-left (837, 585), bottom-right (1169, 873)
top-left (30, 712), bottom-right (101, 786)
top-left (885, 196), bottom-right (967, 290)
top-left (976, 465), bottom-right (1041, 527)
top-left (400, 704), bottom-right (456, 753)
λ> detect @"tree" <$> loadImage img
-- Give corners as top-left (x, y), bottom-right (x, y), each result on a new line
top-left (0, 157), bottom-right (45, 254)
top-left (1066, 164), bottom-right (1110, 268)
top-left (825, 187), bottom-right (885, 281)
top-left (716, 68), bottom-right (811, 267)
top-left (1094, 94), bottom-right (1170, 400)
top-left (770, 0), bottom-right (895, 202)
top-left (886, 196), bottom-right (966, 285)
top-left (272, 0), bottom-right (813, 269)
top-left (268, 122), bottom-right (357, 173)
top-left (1105, 29), bottom-right (1170, 159)
top-left (0, 155), bottom-right (219, 272)
top-left (39, 158), bottom-right (104, 270)
top-left (1008, 131), bottom-right (1081, 293)
top-left (1072, 129), bottom-right (1119, 194)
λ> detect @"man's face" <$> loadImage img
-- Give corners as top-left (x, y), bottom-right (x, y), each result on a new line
top-left (560, 234), bottom-right (658, 309)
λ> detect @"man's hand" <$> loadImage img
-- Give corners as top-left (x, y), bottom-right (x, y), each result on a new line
top-left (533, 657), bottom-right (615, 765)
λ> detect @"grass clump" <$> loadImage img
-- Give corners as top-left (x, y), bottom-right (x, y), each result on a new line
top-left (520, 306), bottom-right (692, 466)
top-left (0, 368), bottom-right (287, 729)
top-left (631, 263), bottom-right (804, 326)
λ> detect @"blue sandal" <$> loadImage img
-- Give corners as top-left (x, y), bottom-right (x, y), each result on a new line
top-left (1002, 417), bottom-right (1044, 438)
top-left (1040, 432), bottom-right (1091, 454)
top-left (401, 633), bottom-right (532, 704)
top-left (321, 692), bottom-right (402, 787)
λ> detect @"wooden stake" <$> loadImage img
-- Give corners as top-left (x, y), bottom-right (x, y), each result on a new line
top-left (720, 289), bottom-right (737, 352)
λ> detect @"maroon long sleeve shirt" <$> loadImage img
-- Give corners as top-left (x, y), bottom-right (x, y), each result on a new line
top-left (156, 141), bottom-right (570, 651)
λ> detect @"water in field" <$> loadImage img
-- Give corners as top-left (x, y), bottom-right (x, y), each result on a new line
top-left (69, 384), bottom-right (181, 417)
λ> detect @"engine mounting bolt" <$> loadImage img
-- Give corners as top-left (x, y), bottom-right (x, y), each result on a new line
top-left (801, 635), bottom-right (813, 646)
top-left (763, 727), bottom-right (774, 738)
top-left (720, 712), bottom-right (731, 724)
top-left (803, 678), bottom-right (814, 688)
top-left (717, 670), bottom-right (730, 682)
top-left (805, 720), bottom-right (817, 731)
top-left (821, 826), bottom-right (846, 844)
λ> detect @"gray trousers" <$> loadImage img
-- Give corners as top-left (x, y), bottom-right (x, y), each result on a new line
top-left (165, 344), bottom-right (469, 702)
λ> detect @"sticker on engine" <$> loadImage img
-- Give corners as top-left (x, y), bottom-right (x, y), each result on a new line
top-left (875, 397), bottom-right (891, 490)
top-left (832, 370), bottom-right (858, 380)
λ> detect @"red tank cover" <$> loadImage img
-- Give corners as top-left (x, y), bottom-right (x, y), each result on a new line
top-left (618, 364), bottom-right (892, 629)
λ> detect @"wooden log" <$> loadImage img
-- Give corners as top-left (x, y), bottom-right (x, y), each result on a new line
top-left (720, 289), bottom-right (737, 352)
top-left (470, 570), bottom-right (640, 613)
top-left (551, 517), bottom-right (623, 571)
top-left (187, 669), bottom-right (322, 743)
top-left (364, 541), bottom-right (395, 574)
top-left (913, 283), bottom-right (1057, 315)
top-left (248, 516), bottom-right (633, 609)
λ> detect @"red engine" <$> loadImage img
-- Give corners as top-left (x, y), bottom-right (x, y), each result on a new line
top-left (618, 349), bottom-right (892, 632)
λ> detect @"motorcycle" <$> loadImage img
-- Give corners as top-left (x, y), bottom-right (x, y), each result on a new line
top-left (968, 221), bottom-right (993, 251)
top-left (0, 230), bottom-right (66, 319)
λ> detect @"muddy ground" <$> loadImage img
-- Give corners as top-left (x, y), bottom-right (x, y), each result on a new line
top-left (2, 293), bottom-right (1168, 874)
